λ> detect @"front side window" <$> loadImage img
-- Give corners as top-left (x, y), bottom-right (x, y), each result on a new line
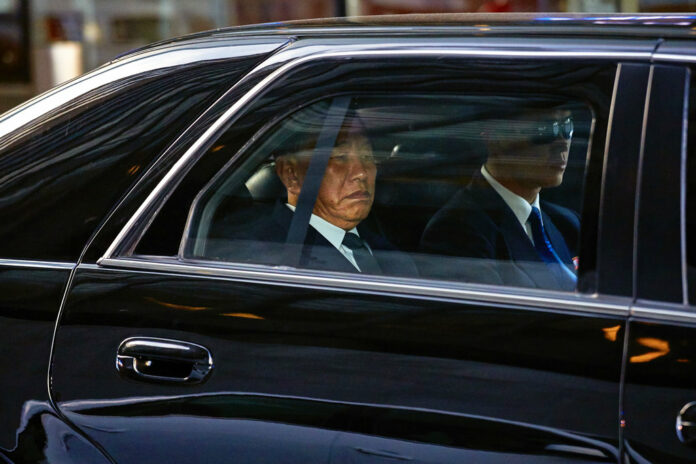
top-left (0, 57), bottom-right (260, 261)
top-left (136, 93), bottom-right (595, 292)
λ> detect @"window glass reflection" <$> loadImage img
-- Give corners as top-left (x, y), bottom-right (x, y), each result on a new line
top-left (172, 95), bottom-right (594, 291)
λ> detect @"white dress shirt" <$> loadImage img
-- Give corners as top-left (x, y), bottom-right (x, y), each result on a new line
top-left (286, 204), bottom-right (370, 271)
top-left (480, 165), bottom-right (542, 244)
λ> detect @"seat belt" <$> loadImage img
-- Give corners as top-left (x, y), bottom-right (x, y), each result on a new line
top-left (283, 96), bottom-right (351, 267)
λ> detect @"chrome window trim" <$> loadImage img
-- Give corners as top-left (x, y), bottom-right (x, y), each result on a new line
top-left (0, 259), bottom-right (74, 270)
top-left (97, 257), bottom-right (630, 317)
top-left (631, 304), bottom-right (696, 323)
top-left (654, 53), bottom-right (696, 63)
top-left (680, 69), bottom-right (690, 305)
top-left (102, 41), bottom-right (651, 260)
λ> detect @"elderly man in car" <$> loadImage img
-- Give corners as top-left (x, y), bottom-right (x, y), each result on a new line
top-left (419, 107), bottom-right (579, 290)
top-left (223, 119), bottom-right (418, 277)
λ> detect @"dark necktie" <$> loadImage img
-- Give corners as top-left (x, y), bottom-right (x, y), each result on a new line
top-left (341, 233), bottom-right (382, 275)
top-left (528, 206), bottom-right (577, 289)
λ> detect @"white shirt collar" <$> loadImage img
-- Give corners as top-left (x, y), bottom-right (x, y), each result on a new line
top-left (285, 203), bottom-right (359, 249)
top-left (481, 165), bottom-right (541, 229)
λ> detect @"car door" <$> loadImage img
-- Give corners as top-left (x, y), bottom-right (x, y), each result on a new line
top-left (50, 35), bottom-right (653, 463)
top-left (622, 45), bottom-right (696, 464)
top-left (0, 36), bottom-right (288, 463)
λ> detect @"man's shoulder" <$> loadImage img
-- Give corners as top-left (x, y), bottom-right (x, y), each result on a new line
top-left (358, 221), bottom-right (419, 277)
top-left (419, 183), bottom-right (503, 260)
top-left (233, 205), bottom-right (289, 241)
top-left (427, 181), bottom-right (501, 231)
top-left (540, 200), bottom-right (580, 228)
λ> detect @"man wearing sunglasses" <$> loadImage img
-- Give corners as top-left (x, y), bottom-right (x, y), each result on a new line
top-left (419, 108), bottom-right (579, 291)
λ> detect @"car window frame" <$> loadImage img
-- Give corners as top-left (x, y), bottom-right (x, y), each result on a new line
top-left (631, 49), bottom-right (694, 319)
top-left (96, 37), bottom-right (656, 317)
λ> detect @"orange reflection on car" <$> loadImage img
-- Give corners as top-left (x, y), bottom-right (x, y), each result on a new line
top-left (144, 296), bottom-right (209, 311)
top-left (221, 312), bottom-right (265, 320)
top-left (602, 325), bottom-right (621, 342)
top-left (629, 337), bottom-right (670, 363)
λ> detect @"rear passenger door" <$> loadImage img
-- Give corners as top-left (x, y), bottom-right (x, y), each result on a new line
top-left (51, 37), bottom-right (652, 463)
top-left (622, 46), bottom-right (696, 464)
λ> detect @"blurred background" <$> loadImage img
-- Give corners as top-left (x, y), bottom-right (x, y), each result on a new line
top-left (0, 0), bottom-right (692, 113)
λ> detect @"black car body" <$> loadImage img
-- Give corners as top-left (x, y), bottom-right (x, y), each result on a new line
top-left (0, 13), bottom-right (695, 464)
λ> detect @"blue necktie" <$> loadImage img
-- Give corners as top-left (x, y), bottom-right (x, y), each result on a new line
top-left (528, 206), bottom-right (577, 288)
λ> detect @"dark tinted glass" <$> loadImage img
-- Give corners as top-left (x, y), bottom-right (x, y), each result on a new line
top-left (131, 57), bottom-right (615, 292)
top-left (0, 57), bottom-right (258, 261)
top-left (139, 94), bottom-right (595, 292)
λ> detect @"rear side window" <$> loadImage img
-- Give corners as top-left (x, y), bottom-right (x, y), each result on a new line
top-left (0, 56), bottom-right (260, 261)
top-left (136, 93), bottom-right (597, 292)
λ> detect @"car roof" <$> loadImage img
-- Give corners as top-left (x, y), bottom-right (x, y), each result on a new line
top-left (131, 13), bottom-right (696, 53)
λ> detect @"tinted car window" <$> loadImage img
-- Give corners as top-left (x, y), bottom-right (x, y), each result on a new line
top-left (0, 58), bottom-right (258, 261)
top-left (137, 93), bottom-right (594, 291)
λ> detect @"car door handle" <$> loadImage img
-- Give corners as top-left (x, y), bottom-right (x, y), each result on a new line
top-left (116, 337), bottom-right (213, 384)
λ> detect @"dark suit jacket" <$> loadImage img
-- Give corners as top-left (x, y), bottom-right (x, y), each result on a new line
top-left (418, 172), bottom-right (579, 290)
top-left (205, 201), bottom-right (419, 277)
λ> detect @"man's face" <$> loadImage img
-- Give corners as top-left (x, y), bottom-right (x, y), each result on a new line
top-left (487, 109), bottom-right (573, 189)
top-left (280, 135), bottom-right (377, 230)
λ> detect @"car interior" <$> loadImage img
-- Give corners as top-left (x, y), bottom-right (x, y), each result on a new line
top-left (175, 94), bottom-right (592, 271)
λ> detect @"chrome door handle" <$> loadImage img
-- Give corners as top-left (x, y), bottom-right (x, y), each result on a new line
top-left (677, 401), bottom-right (696, 445)
top-left (116, 337), bottom-right (213, 384)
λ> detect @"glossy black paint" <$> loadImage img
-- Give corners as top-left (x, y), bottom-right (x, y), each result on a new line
top-left (58, 394), bottom-right (619, 463)
top-left (52, 267), bottom-right (625, 462)
top-left (620, 54), bottom-right (696, 464)
top-left (0, 35), bottom-right (289, 463)
top-left (0, 15), bottom-right (694, 464)
top-left (636, 64), bottom-right (689, 304)
top-left (0, 266), bottom-right (69, 453)
top-left (623, 319), bottom-right (696, 463)
top-left (55, 33), bottom-right (637, 464)
top-left (1, 401), bottom-right (109, 464)
top-left (595, 63), bottom-right (650, 297)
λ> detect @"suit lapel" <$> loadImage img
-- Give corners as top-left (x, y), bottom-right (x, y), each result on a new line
top-left (471, 175), bottom-right (539, 264)
top-left (303, 228), bottom-right (356, 273)
top-left (497, 204), bottom-right (562, 290)
top-left (359, 222), bottom-right (402, 276)
top-left (271, 201), bottom-right (355, 273)
top-left (471, 174), bottom-right (562, 290)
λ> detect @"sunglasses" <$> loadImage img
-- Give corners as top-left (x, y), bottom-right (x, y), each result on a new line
top-left (530, 117), bottom-right (574, 145)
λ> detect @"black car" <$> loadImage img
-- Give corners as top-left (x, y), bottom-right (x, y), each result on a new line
top-left (0, 13), bottom-right (695, 464)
